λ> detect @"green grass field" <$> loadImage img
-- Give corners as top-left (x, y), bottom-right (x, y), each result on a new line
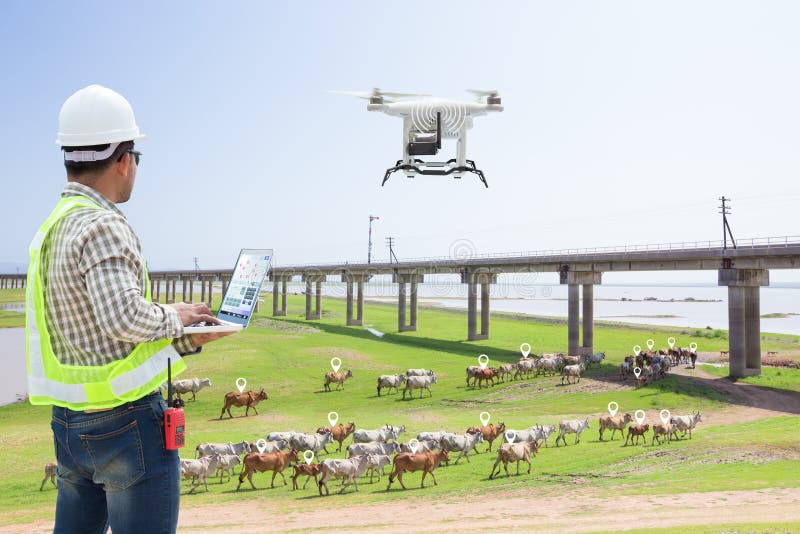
top-left (1, 291), bottom-right (798, 530)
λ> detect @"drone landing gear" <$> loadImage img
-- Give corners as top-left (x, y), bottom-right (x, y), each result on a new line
top-left (381, 159), bottom-right (488, 188)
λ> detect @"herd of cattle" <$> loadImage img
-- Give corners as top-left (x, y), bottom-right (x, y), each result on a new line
top-left (39, 345), bottom-right (708, 495)
top-left (173, 410), bottom-right (703, 495)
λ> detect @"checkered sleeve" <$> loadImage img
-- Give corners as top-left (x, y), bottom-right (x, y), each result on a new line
top-left (80, 213), bottom-right (184, 343)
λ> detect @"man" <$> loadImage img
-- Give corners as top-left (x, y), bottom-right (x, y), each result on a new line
top-left (26, 84), bottom-right (233, 533)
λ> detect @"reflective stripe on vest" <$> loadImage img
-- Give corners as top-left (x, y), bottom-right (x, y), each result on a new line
top-left (26, 195), bottom-right (186, 410)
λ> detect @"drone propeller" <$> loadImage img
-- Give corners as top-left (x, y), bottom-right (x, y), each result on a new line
top-left (331, 88), bottom-right (431, 101)
top-left (466, 89), bottom-right (500, 102)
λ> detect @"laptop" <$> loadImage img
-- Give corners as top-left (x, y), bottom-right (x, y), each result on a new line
top-left (183, 248), bottom-right (273, 334)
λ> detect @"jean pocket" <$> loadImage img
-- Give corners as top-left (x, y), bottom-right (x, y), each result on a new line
top-left (80, 420), bottom-right (146, 490)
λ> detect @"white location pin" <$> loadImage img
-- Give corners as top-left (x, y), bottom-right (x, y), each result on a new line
top-left (520, 343), bottom-right (531, 359)
top-left (504, 430), bottom-right (516, 444)
top-left (689, 342), bottom-right (698, 352)
top-left (633, 345), bottom-right (641, 356)
top-left (667, 337), bottom-right (676, 349)
top-left (607, 402), bottom-right (619, 417)
top-left (660, 409), bottom-right (671, 425)
top-left (330, 357), bottom-right (342, 372)
top-left (646, 339), bottom-right (655, 350)
top-left (478, 354), bottom-right (489, 369)
top-left (327, 411), bottom-right (339, 426)
top-left (303, 450), bottom-right (315, 465)
top-left (633, 367), bottom-right (642, 379)
top-left (255, 438), bottom-right (267, 454)
top-left (634, 410), bottom-right (646, 425)
top-left (236, 377), bottom-right (247, 393)
top-left (479, 411), bottom-right (491, 427)
top-left (408, 439), bottom-right (420, 454)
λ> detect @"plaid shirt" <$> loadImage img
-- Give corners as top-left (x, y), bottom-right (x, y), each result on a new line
top-left (39, 182), bottom-right (195, 366)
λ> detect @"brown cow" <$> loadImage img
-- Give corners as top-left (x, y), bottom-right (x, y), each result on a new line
top-left (386, 448), bottom-right (450, 490)
top-left (474, 367), bottom-right (498, 389)
top-left (624, 424), bottom-right (650, 446)
top-left (292, 463), bottom-right (321, 490)
top-left (489, 440), bottom-right (539, 478)
top-left (316, 422), bottom-right (356, 453)
top-left (466, 422), bottom-right (506, 452)
top-left (40, 462), bottom-right (56, 491)
top-left (236, 448), bottom-right (299, 490)
top-left (324, 369), bottom-right (353, 391)
top-left (219, 389), bottom-right (268, 419)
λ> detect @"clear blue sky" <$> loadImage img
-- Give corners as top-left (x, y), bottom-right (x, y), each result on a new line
top-left (1, 1), bottom-right (799, 283)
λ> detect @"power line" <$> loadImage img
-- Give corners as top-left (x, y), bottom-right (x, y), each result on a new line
top-left (718, 196), bottom-right (736, 250)
top-left (386, 236), bottom-right (398, 263)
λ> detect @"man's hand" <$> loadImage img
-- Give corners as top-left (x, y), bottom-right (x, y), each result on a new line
top-left (168, 302), bottom-right (218, 326)
top-left (190, 330), bottom-right (237, 348)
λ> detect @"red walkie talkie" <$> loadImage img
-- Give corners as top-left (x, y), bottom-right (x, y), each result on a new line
top-left (164, 358), bottom-right (185, 450)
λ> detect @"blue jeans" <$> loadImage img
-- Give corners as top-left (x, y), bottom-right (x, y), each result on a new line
top-left (51, 392), bottom-right (180, 534)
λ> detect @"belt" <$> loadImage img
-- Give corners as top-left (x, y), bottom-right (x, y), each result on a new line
top-left (83, 390), bottom-right (163, 413)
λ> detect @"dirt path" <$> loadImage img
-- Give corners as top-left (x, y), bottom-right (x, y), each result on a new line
top-left (9, 487), bottom-right (799, 533)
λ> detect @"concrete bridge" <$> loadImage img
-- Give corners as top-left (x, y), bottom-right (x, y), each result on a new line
top-left (2, 235), bottom-right (799, 377)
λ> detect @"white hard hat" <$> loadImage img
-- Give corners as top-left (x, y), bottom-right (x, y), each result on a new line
top-left (56, 84), bottom-right (146, 147)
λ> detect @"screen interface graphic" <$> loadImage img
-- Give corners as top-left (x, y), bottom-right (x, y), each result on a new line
top-left (219, 251), bottom-right (271, 321)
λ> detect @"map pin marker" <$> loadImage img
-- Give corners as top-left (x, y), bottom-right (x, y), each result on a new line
top-left (660, 409), bottom-right (671, 426)
top-left (330, 357), bottom-right (342, 372)
top-left (478, 354), bottom-right (489, 370)
top-left (255, 438), bottom-right (267, 454)
top-left (236, 377), bottom-right (247, 393)
top-left (646, 339), bottom-right (655, 350)
top-left (667, 337), bottom-right (676, 349)
top-left (633, 345), bottom-right (641, 356)
top-left (520, 343), bottom-right (531, 359)
top-left (634, 410), bottom-right (646, 425)
top-left (504, 430), bottom-right (516, 444)
top-left (607, 402), bottom-right (619, 417)
top-left (690, 342), bottom-right (698, 352)
top-left (479, 411), bottom-right (491, 427)
top-left (408, 439), bottom-right (420, 454)
top-left (303, 450), bottom-right (315, 465)
top-left (634, 367), bottom-right (641, 379)
top-left (327, 411), bottom-right (339, 426)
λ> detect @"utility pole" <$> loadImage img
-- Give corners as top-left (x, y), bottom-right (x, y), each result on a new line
top-left (718, 196), bottom-right (736, 250)
top-left (368, 215), bottom-right (380, 263)
top-left (386, 237), bottom-right (398, 263)
top-left (193, 257), bottom-right (200, 278)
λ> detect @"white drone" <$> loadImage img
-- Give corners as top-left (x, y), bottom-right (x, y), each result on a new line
top-left (335, 88), bottom-right (503, 187)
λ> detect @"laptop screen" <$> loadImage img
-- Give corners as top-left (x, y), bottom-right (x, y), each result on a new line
top-left (217, 249), bottom-right (273, 326)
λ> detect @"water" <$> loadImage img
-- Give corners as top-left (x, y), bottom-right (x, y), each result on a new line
top-left (270, 282), bottom-right (800, 335)
top-left (0, 328), bottom-right (26, 406)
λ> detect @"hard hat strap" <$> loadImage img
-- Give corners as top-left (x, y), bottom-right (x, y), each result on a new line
top-left (63, 142), bottom-right (121, 162)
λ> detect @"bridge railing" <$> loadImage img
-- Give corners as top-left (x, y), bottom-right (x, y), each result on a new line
top-left (274, 235), bottom-right (800, 268)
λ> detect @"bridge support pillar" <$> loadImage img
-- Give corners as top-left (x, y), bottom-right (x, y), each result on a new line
top-left (719, 269), bottom-right (768, 377)
top-left (342, 274), bottom-right (367, 326)
top-left (562, 271), bottom-right (602, 356)
top-left (463, 271), bottom-right (497, 341)
top-left (303, 275), bottom-right (324, 320)
top-left (272, 277), bottom-right (288, 316)
top-left (397, 274), bottom-right (423, 332)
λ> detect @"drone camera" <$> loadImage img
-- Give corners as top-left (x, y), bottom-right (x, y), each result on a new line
top-left (407, 112), bottom-right (442, 156)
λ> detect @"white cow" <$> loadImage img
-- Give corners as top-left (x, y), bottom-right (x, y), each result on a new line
top-left (170, 377), bottom-right (212, 401)
top-left (403, 374), bottom-right (437, 399)
top-left (196, 440), bottom-right (250, 458)
top-left (405, 368), bottom-right (435, 377)
top-left (181, 455), bottom-right (220, 493)
top-left (352, 425), bottom-right (405, 443)
top-left (289, 431), bottom-right (334, 454)
top-left (439, 432), bottom-right (484, 464)
top-left (670, 412), bottom-right (703, 439)
top-left (346, 441), bottom-right (400, 458)
top-left (214, 453), bottom-right (241, 483)
top-left (555, 418), bottom-right (591, 446)
top-left (377, 374), bottom-right (406, 396)
top-left (318, 454), bottom-right (375, 495)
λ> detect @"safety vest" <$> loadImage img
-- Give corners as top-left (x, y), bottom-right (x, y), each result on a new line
top-left (26, 195), bottom-right (186, 410)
